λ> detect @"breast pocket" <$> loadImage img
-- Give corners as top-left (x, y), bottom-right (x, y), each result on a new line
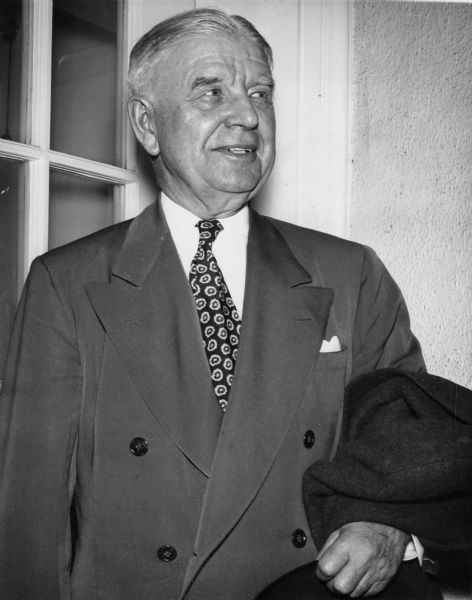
top-left (299, 348), bottom-right (349, 461)
top-left (315, 348), bottom-right (348, 371)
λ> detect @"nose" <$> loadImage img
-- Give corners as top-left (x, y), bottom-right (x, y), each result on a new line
top-left (225, 94), bottom-right (259, 129)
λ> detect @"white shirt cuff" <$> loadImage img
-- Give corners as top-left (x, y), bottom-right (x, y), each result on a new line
top-left (403, 534), bottom-right (424, 566)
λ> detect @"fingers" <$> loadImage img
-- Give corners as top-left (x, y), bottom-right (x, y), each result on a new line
top-left (315, 544), bottom-right (349, 583)
top-left (349, 569), bottom-right (389, 598)
top-left (317, 552), bottom-right (386, 597)
top-left (314, 522), bottom-right (408, 597)
top-left (315, 528), bottom-right (341, 563)
top-left (317, 550), bottom-right (370, 596)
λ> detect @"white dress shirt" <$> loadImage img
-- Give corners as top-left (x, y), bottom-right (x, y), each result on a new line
top-left (161, 193), bottom-right (249, 316)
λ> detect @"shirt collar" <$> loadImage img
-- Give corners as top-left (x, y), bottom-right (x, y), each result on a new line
top-left (160, 192), bottom-right (249, 249)
top-left (160, 193), bottom-right (249, 315)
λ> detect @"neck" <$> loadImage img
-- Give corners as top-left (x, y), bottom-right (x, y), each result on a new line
top-left (155, 171), bottom-right (250, 219)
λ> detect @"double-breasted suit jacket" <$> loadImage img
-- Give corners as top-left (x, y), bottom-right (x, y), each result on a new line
top-left (0, 201), bottom-right (424, 600)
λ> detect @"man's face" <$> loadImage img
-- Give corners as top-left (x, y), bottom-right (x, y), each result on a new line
top-left (145, 34), bottom-right (276, 218)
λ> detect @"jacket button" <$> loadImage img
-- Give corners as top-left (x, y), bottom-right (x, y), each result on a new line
top-left (303, 430), bottom-right (315, 449)
top-left (157, 545), bottom-right (177, 562)
top-left (292, 529), bottom-right (307, 548)
top-left (129, 437), bottom-right (148, 456)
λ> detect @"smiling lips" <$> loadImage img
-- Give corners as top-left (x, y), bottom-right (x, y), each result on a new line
top-left (215, 144), bottom-right (257, 156)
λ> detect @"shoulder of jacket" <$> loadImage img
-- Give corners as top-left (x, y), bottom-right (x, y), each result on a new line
top-left (43, 219), bottom-right (130, 261)
top-left (33, 219), bottom-right (133, 284)
top-left (262, 214), bottom-right (368, 261)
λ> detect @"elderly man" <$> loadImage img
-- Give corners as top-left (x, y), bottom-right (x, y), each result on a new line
top-left (0, 8), bottom-right (426, 600)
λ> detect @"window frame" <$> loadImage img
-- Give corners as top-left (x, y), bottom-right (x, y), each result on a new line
top-left (0, 0), bottom-right (140, 294)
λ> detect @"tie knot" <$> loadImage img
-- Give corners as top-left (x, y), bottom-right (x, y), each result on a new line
top-left (196, 220), bottom-right (223, 245)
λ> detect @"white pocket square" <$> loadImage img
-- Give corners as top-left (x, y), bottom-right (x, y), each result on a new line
top-left (320, 335), bottom-right (342, 353)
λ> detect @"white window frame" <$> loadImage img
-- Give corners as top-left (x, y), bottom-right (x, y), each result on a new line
top-left (0, 0), bottom-right (141, 291)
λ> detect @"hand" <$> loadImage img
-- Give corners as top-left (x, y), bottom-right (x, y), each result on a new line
top-left (315, 521), bottom-right (409, 597)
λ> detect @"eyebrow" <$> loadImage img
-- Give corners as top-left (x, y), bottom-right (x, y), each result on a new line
top-left (191, 76), bottom-right (223, 90)
top-left (190, 75), bottom-right (276, 91)
top-left (258, 77), bottom-right (275, 89)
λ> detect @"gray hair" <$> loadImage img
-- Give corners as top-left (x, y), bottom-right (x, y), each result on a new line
top-left (128, 7), bottom-right (273, 98)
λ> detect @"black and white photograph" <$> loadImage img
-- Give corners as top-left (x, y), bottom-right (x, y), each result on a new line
top-left (0, 1), bottom-right (471, 599)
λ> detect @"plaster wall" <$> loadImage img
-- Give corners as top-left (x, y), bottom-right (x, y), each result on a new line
top-left (350, 1), bottom-right (472, 387)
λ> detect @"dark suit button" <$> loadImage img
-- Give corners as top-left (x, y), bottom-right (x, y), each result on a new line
top-left (157, 545), bottom-right (177, 562)
top-left (303, 430), bottom-right (315, 448)
top-left (291, 529), bottom-right (307, 548)
top-left (129, 437), bottom-right (148, 456)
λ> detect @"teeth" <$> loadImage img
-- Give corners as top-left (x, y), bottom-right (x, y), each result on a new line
top-left (228, 148), bottom-right (253, 154)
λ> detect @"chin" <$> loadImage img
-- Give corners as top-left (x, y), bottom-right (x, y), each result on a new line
top-left (216, 172), bottom-right (264, 194)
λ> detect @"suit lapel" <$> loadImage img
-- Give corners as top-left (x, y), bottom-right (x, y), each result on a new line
top-left (182, 211), bottom-right (334, 594)
top-left (85, 202), bottom-right (222, 477)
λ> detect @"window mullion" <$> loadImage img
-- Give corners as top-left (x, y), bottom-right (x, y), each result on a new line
top-left (0, 139), bottom-right (42, 161)
top-left (18, 0), bottom-right (52, 282)
top-left (23, 158), bottom-right (49, 277)
top-left (25, 0), bottom-right (52, 149)
top-left (114, 181), bottom-right (140, 222)
top-left (123, 0), bottom-right (142, 173)
top-left (116, 0), bottom-right (127, 170)
top-left (106, 0), bottom-right (145, 222)
top-left (48, 150), bottom-right (138, 184)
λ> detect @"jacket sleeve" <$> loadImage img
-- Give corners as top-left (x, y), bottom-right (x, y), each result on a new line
top-left (0, 257), bottom-right (82, 600)
top-left (350, 246), bottom-right (425, 379)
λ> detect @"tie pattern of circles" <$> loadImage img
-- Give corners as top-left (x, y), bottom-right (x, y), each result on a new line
top-left (189, 220), bottom-right (241, 411)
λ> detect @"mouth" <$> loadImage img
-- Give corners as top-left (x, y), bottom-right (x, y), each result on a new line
top-left (215, 145), bottom-right (258, 156)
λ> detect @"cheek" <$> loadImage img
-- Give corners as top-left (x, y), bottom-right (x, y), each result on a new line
top-left (261, 110), bottom-right (276, 147)
top-left (156, 103), bottom-right (191, 146)
top-left (174, 113), bottom-right (216, 160)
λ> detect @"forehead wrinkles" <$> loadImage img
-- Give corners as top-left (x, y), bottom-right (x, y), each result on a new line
top-left (187, 57), bottom-right (255, 90)
top-left (163, 36), bottom-right (271, 91)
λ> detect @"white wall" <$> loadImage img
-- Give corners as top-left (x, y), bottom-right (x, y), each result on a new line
top-left (350, 1), bottom-right (472, 387)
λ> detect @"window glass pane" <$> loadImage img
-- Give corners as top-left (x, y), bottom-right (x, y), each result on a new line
top-left (0, 0), bottom-right (23, 142)
top-left (49, 170), bottom-right (114, 249)
top-left (0, 158), bottom-right (22, 378)
top-left (50, 0), bottom-right (119, 165)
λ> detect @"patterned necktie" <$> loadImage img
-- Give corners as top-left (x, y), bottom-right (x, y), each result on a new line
top-left (189, 220), bottom-right (242, 411)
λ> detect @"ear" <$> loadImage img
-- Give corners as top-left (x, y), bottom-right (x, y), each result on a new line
top-left (128, 98), bottom-right (160, 156)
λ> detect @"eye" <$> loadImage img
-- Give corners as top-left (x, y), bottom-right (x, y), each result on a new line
top-left (204, 88), bottom-right (222, 97)
top-left (250, 88), bottom-right (273, 104)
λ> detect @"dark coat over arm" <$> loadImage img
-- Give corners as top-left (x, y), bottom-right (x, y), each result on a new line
top-left (303, 369), bottom-right (472, 552)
